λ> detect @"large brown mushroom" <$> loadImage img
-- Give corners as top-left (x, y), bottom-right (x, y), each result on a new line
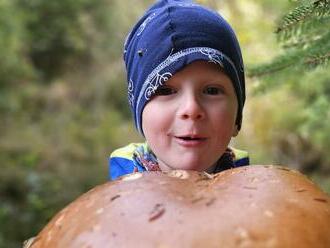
top-left (27, 165), bottom-right (330, 248)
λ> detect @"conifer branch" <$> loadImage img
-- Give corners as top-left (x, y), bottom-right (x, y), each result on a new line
top-left (249, 0), bottom-right (330, 78)
top-left (305, 52), bottom-right (330, 66)
top-left (275, 0), bottom-right (329, 34)
top-left (275, 4), bottom-right (313, 33)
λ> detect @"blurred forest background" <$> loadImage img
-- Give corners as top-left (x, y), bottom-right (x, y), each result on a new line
top-left (0, 0), bottom-right (329, 247)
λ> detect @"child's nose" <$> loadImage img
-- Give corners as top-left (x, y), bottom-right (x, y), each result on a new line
top-left (177, 94), bottom-right (205, 121)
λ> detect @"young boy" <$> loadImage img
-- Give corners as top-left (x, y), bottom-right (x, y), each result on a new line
top-left (109, 0), bottom-right (249, 180)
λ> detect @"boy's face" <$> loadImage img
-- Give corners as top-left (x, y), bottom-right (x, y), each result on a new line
top-left (142, 60), bottom-right (238, 172)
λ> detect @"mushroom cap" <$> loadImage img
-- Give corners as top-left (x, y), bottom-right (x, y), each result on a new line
top-left (30, 165), bottom-right (330, 248)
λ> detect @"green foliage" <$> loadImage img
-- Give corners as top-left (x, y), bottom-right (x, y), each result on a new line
top-left (249, 0), bottom-right (330, 76)
top-left (21, 0), bottom-right (116, 81)
top-left (0, 0), bottom-right (145, 246)
top-left (0, 0), bottom-right (117, 85)
top-left (22, 0), bottom-right (93, 80)
top-left (0, 0), bottom-right (34, 86)
top-left (247, 0), bottom-right (330, 174)
top-left (0, 93), bottom-right (136, 247)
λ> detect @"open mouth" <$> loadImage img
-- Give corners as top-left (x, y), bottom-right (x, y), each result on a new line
top-left (176, 136), bottom-right (207, 141)
top-left (174, 135), bottom-right (207, 147)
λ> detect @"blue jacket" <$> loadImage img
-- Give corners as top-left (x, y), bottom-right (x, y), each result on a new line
top-left (109, 143), bottom-right (249, 180)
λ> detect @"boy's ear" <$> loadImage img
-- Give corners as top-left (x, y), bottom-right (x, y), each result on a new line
top-left (232, 125), bottom-right (239, 137)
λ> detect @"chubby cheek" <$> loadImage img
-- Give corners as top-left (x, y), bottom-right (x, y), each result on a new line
top-left (212, 104), bottom-right (237, 134)
top-left (141, 102), bottom-right (172, 147)
top-left (215, 115), bottom-right (236, 138)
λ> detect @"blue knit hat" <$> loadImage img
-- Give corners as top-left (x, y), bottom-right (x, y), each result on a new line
top-left (124, 0), bottom-right (245, 135)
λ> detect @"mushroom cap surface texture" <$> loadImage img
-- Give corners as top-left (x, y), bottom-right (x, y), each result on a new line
top-left (30, 165), bottom-right (330, 248)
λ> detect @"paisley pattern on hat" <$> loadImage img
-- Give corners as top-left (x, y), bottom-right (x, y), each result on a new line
top-left (145, 72), bottom-right (173, 100)
top-left (128, 79), bottom-right (134, 107)
top-left (201, 49), bottom-right (224, 67)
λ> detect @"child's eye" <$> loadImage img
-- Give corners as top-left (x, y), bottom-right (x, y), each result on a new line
top-left (154, 85), bottom-right (176, 96)
top-left (203, 86), bottom-right (224, 95)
